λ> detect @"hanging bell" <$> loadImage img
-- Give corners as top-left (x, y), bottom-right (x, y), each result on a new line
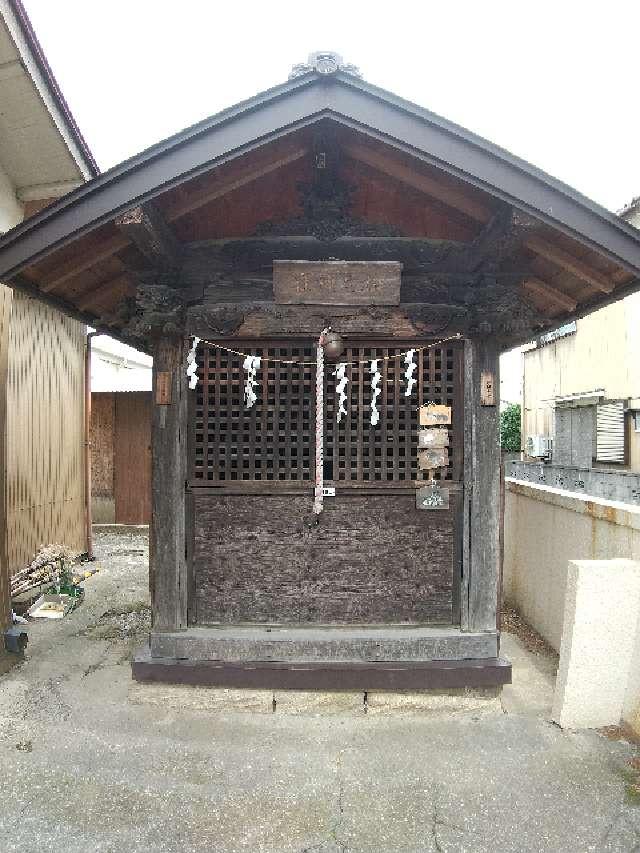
top-left (322, 330), bottom-right (345, 360)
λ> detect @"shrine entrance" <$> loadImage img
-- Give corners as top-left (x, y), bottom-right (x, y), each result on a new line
top-left (188, 338), bottom-right (464, 626)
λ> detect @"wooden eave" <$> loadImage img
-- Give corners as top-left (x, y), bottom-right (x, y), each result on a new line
top-left (0, 69), bottom-right (638, 350)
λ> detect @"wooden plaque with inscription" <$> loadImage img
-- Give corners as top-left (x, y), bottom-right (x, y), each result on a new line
top-left (273, 260), bottom-right (402, 305)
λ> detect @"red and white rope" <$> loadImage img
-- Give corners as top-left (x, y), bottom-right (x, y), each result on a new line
top-left (313, 329), bottom-right (330, 515)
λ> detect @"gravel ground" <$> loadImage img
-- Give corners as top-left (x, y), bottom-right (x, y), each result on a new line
top-left (501, 603), bottom-right (559, 662)
top-left (1, 528), bottom-right (640, 852)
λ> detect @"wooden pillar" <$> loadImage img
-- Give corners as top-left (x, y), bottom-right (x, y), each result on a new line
top-left (462, 337), bottom-right (501, 632)
top-left (151, 333), bottom-right (188, 633)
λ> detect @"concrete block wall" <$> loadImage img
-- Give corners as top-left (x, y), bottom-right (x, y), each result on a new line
top-left (504, 480), bottom-right (640, 732)
top-left (503, 479), bottom-right (640, 651)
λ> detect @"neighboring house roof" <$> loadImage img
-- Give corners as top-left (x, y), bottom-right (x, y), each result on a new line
top-left (91, 334), bottom-right (152, 393)
top-left (0, 62), bottom-right (638, 350)
top-left (0, 0), bottom-right (98, 207)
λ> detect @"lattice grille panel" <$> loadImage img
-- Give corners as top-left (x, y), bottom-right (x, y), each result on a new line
top-left (324, 345), bottom-right (461, 483)
top-left (193, 343), bottom-right (315, 482)
top-left (192, 341), bottom-right (462, 483)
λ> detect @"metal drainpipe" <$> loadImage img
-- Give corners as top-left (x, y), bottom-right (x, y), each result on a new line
top-left (84, 331), bottom-right (99, 561)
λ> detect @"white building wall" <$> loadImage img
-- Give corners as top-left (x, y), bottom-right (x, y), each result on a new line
top-left (0, 160), bottom-right (23, 232)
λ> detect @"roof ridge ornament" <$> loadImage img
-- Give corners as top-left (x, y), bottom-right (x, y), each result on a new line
top-left (288, 51), bottom-right (361, 80)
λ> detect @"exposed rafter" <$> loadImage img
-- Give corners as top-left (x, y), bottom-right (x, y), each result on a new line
top-left (10, 272), bottom-right (138, 348)
top-left (522, 277), bottom-right (578, 312)
top-left (40, 234), bottom-right (130, 293)
top-left (76, 273), bottom-right (131, 311)
top-left (524, 234), bottom-right (615, 294)
top-left (162, 145), bottom-right (309, 222)
top-left (115, 203), bottom-right (181, 268)
top-left (342, 139), bottom-right (492, 224)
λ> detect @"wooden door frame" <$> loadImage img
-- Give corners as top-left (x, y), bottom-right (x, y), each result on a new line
top-left (152, 333), bottom-right (500, 636)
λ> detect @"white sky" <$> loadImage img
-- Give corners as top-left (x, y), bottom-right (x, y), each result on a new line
top-left (24, 0), bottom-right (640, 213)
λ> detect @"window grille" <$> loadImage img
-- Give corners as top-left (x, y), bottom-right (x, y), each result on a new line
top-left (191, 341), bottom-right (462, 484)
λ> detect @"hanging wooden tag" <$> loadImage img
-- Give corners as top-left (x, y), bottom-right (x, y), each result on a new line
top-left (155, 371), bottom-right (172, 405)
top-left (419, 404), bottom-right (451, 426)
top-left (480, 370), bottom-right (496, 406)
top-left (418, 427), bottom-right (449, 448)
top-left (418, 447), bottom-right (449, 470)
top-left (416, 483), bottom-right (450, 510)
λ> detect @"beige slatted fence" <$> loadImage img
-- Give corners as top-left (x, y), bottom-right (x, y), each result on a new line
top-left (6, 291), bottom-right (86, 572)
top-left (0, 284), bottom-right (12, 629)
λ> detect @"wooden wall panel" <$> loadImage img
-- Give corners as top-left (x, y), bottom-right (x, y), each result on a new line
top-left (0, 285), bottom-right (12, 629)
top-left (90, 392), bottom-right (115, 496)
top-left (6, 292), bottom-right (86, 572)
top-left (90, 392), bottom-right (115, 523)
top-left (194, 494), bottom-right (454, 625)
top-left (114, 392), bottom-right (151, 524)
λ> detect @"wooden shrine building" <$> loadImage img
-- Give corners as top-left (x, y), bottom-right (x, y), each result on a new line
top-left (2, 52), bottom-right (640, 689)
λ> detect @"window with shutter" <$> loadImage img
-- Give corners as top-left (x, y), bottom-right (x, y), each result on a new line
top-left (596, 402), bottom-right (626, 463)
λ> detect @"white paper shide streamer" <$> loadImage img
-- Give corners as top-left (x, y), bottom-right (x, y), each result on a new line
top-left (403, 349), bottom-right (417, 397)
top-left (186, 337), bottom-right (200, 389)
top-left (334, 362), bottom-right (349, 423)
top-left (243, 354), bottom-right (261, 408)
top-left (370, 359), bottom-right (381, 426)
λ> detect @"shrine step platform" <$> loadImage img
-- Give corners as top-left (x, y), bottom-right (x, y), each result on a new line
top-left (132, 627), bottom-right (511, 690)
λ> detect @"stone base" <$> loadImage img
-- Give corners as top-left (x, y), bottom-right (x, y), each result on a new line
top-left (365, 687), bottom-right (502, 715)
top-left (132, 644), bottom-right (511, 691)
top-left (149, 625), bottom-right (499, 661)
top-left (128, 675), bottom-right (505, 715)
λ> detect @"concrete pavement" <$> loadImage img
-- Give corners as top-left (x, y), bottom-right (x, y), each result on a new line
top-left (0, 529), bottom-right (639, 852)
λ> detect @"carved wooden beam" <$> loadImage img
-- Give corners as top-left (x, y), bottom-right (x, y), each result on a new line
top-left (115, 203), bottom-right (181, 268)
top-left (461, 206), bottom-right (541, 274)
top-left (184, 283), bottom-right (548, 339)
top-left (121, 282), bottom-right (186, 340)
top-left (185, 301), bottom-right (466, 339)
top-left (186, 237), bottom-right (489, 274)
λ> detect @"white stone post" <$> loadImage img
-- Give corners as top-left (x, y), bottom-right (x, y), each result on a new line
top-left (552, 559), bottom-right (640, 729)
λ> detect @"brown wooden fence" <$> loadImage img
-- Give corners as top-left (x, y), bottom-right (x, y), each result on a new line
top-left (91, 391), bottom-right (152, 524)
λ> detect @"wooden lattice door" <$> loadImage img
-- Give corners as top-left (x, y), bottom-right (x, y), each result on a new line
top-left (190, 339), bottom-right (463, 626)
top-left (192, 340), bottom-right (462, 486)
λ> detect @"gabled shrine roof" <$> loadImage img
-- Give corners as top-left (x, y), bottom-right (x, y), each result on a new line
top-left (0, 58), bottom-right (638, 349)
